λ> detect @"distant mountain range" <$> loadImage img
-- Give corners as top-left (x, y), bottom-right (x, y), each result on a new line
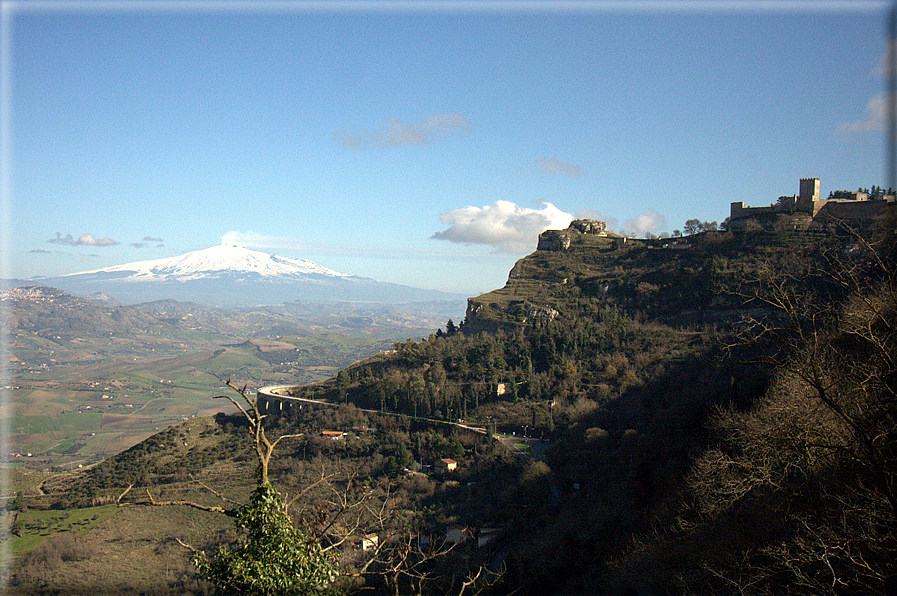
top-left (16, 244), bottom-right (464, 308)
top-left (1, 285), bottom-right (459, 341)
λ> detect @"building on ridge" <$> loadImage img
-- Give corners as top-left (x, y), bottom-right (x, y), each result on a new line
top-left (728, 177), bottom-right (895, 232)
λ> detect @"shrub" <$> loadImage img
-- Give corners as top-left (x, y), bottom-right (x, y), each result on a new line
top-left (584, 427), bottom-right (609, 444)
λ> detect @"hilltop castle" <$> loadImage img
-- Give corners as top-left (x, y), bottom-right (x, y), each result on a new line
top-left (728, 178), bottom-right (896, 231)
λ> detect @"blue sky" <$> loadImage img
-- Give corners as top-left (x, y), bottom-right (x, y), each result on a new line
top-left (5, 1), bottom-right (891, 295)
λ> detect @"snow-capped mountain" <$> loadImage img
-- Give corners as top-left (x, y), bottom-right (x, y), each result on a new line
top-left (68, 244), bottom-right (352, 282)
top-left (33, 244), bottom-right (463, 308)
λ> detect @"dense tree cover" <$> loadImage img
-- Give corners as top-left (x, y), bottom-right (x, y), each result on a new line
top-left (682, 219), bottom-right (718, 235)
top-left (288, 223), bottom-right (897, 594)
top-left (293, 305), bottom-right (704, 439)
top-left (828, 185), bottom-right (895, 199)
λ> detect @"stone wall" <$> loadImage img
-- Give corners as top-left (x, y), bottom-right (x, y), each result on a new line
top-left (815, 199), bottom-right (896, 223)
top-left (729, 178), bottom-right (895, 232)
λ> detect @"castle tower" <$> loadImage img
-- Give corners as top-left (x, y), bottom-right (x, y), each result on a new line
top-left (798, 177), bottom-right (820, 212)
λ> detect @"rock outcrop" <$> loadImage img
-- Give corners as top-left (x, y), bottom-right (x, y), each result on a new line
top-left (537, 230), bottom-right (573, 252)
top-left (569, 219), bottom-right (607, 235)
top-left (537, 219), bottom-right (608, 252)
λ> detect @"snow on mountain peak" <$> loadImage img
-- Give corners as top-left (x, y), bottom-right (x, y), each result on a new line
top-left (66, 244), bottom-right (350, 281)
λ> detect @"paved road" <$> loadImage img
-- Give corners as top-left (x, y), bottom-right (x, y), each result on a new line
top-left (257, 385), bottom-right (488, 436)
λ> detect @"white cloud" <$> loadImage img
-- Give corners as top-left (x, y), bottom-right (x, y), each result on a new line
top-left (432, 200), bottom-right (574, 253)
top-left (48, 232), bottom-right (118, 247)
top-left (221, 231), bottom-right (315, 252)
top-left (841, 39), bottom-right (894, 135)
top-left (77, 234), bottom-right (118, 246)
top-left (131, 236), bottom-right (163, 248)
top-left (622, 209), bottom-right (668, 237)
top-left (839, 36), bottom-right (894, 137)
top-left (335, 113), bottom-right (469, 149)
top-left (537, 158), bottom-right (584, 178)
top-left (840, 93), bottom-right (887, 134)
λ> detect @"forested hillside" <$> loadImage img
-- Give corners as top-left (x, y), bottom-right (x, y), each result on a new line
top-left (9, 218), bottom-right (895, 595)
top-left (285, 219), bottom-right (897, 594)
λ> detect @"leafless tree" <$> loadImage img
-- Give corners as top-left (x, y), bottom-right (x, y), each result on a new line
top-left (117, 380), bottom-right (305, 515)
top-left (683, 228), bottom-right (897, 593)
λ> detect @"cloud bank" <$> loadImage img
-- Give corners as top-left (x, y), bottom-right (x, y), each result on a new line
top-left (841, 39), bottom-right (892, 135)
top-left (48, 233), bottom-right (118, 247)
top-left (335, 113), bottom-right (469, 149)
top-left (622, 209), bottom-right (668, 237)
top-left (537, 158), bottom-right (584, 178)
top-left (840, 93), bottom-right (886, 134)
top-left (432, 200), bottom-right (574, 253)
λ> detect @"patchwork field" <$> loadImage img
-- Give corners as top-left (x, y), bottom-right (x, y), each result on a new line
top-left (6, 331), bottom-right (405, 472)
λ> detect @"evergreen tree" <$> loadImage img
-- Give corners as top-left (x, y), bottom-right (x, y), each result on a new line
top-left (193, 483), bottom-right (337, 595)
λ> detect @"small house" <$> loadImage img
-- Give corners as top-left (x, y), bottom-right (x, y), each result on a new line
top-left (321, 430), bottom-right (346, 440)
top-left (434, 458), bottom-right (457, 472)
top-left (360, 534), bottom-right (379, 551)
top-left (445, 524), bottom-right (473, 545)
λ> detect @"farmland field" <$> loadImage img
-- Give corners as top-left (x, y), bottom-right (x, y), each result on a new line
top-left (6, 329), bottom-right (419, 472)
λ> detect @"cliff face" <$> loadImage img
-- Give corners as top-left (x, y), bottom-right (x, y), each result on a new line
top-left (535, 230), bottom-right (572, 252)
